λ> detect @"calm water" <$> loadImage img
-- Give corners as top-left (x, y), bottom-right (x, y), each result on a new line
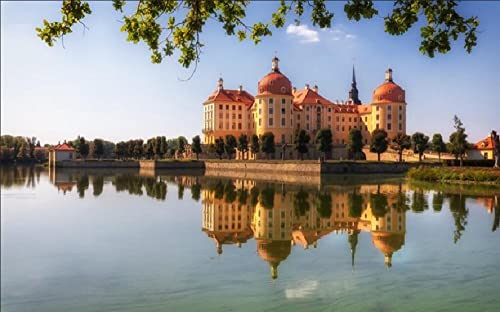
top-left (1, 166), bottom-right (499, 312)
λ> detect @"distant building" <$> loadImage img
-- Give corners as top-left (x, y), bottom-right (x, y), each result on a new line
top-left (202, 57), bottom-right (407, 151)
top-left (468, 134), bottom-right (496, 160)
top-left (48, 142), bottom-right (75, 167)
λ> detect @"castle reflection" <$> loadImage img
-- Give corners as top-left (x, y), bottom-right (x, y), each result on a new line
top-left (201, 181), bottom-right (410, 278)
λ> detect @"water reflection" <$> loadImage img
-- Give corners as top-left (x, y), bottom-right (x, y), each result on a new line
top-left (2, 166), bottom-right (499, 280)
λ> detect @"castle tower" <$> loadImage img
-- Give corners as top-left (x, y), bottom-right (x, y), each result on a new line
top-left (348, 65), bottom-right (362, 105)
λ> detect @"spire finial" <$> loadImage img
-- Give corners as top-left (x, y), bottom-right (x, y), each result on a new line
top-left (217, 75), bottom-right (223, 91)
top-left (272, 54), bottom-right (280, 72)
top-left (352, 65), bottom-right (357, 85)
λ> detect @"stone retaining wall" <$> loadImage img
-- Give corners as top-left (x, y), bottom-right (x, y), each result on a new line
top-left (139, 160), bottom-right (205, 170)
top-left (57, 160), bottom-right (139, 168)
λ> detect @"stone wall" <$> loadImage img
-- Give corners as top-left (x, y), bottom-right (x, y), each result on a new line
top-left (204, 160), bottom-right (321, 174)
top-left (57, 160), bottom-right (139, 168)
top-left (139, 160), bottom-right (205, 170)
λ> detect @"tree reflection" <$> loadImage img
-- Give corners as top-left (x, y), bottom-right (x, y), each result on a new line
top-left (237, 188), bottom-right (248, 205)
top-left (260, 186), bottom-right (275, 209)
top-left (294, 189), bottom-right (310, 216)
top-left (316, 192), bottom-right (332, 218)
top-left (178, 182), bottom-right (185, 199)
top-left (493, 196), bottom-right (499, 232)
top-left (432, 192), bottom-right (444, 212)
top-left (411, 189), bottom-right (428, 213)
top-left (348, 190), bottom-right (363, 218)
top-left (348, 230), bottom-right (360, 270)
top-left (448, 194), bottom-right (468, 244)
top-left (370, 186), bottom-right (388, 218)
top-left (224, 181), bottom-right (236, 203)
top-left (250, 186), bottom-right (260, 207)
top-left (191, 183), bottom-right (201, 201)
top-left (92, 175), bottom-right (104, 197)
top-left (76, 175), bottom-right (89, 198)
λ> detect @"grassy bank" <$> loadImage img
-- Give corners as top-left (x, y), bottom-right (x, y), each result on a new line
top-left (407, 166), bottom-right (500, 185)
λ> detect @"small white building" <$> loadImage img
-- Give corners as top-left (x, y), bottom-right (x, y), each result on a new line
top-left (48, 143), bottom-right (75, 167)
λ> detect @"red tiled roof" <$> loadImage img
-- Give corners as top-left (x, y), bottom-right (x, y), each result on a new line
top-left (53, 143), bottom-right (75, 152)
top-left (473, 137), bottom-right (494, 150)
top-left (293, 88), bottom-right (333, 106)
top-left (204, 88), bottom-right (254, 105)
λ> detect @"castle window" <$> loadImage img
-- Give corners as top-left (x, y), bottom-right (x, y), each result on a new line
top-left (259, 119), bottom-right (262, 126)
top-left (354, 117), bottom-right (357, 122)
top-left (398, 95), bottom-right (403, 101)
top-left (281, 108), bottom-right (286, 115)
top-left (387, 123), bottom-right (392, 130)
top-left (219, 104), bottom-right (223, 110)
top-left (232, 105), bottom-right (236, 110)
top-left (365, 117), bottom-right (367, 122)
top-left (388, 105), bottom-right (392, 111)
top-left (238, 123), bottom-right (242, 130)
top-left (232, 123), bottom-right (236, 129)
top-left (232, 113), bottom-right (236, 119)
top-left (341, 139), bottom-right (345, 144)
top-left (399, 124), bottom-right (402, 131)
top-left (387, 114), bottom-right (392, 119)
top-left (226, 105), bottom-right (229, 110)
top-left (238, 114), bottom-right (242, 119)
top-left (269, 98), bottom-right (274, 105)
top-left (376, 115), bottom-right (379, 120)
top-left (349, 126), bottom-right (352, 130)
top-left (281, 98), bottom-right (286, 104)
top-left (328, 108), bottom-right (331, 112)
top-left (376, 106), bottom-right (379, 111)
top-left (349, 117), bottom-right (352, 122)
top-left (306, 115), bottom-right (310, 121)
top-left (269, 108), bottom-right (273, 115)
top-left (336, 116), bottom-right (339, 122)
top-left (281, 118), bottom-right (286, 127)
top-left (342, 126), bottom-right (345, 132)
top-left (399, 114), bottom-right (402, 120)
top-left (239, 106), bottom-right (242, 111)
top-left (376, 123), bottom-right (379, 129)
top-left (342, 117), bottom-right (345, 122)
top-left (306, 107), bottom-right (310, 111)
top-left (281, 134), bottom-right (285, 143)
top-left (399, 105), bottom-right (402, 111)
top-left (328, 116), bottom-right (331, 121)
top-left (269, 118), bottom-right (273, 126)
top-left (336, 126), bottom-right (339, 131)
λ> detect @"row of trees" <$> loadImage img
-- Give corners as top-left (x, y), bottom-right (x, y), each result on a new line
top-left (0, 135), bottom-right (45, 163)
top-left (206, 115), bottom-right (469, 162)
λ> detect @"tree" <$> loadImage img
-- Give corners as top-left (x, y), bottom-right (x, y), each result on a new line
top-left (316, 193), bottom-right (332, 218)
top-left (347, 129), bottom-right (363, 160)
top-left (133, 139), bottom-right (144, 159)
top-left (93, 138), bottom-right (104, 159)
top-left (294, 129), bottom-right (310, 160)
top-left (177, 136), bottom-right (188, 156)
top-left (316, 128), bottom-right (333, 161)
top-left (78, 137), bottom-right (89, 159)
top-left (145, 138), bottom-right (155, 159)
top-left (348, 190), bottom-right (364, 218)
top-left (370, 129), bottom-right (388, 162)
top-left (26, 137), bottom-right (37, 159)
top-left (191, 135), bottom-right (202, 160)
top-left (224, 135), bottom-right (237, 159)
top-left (293, 189), bottom-right (310, 216)
top-left (238, 134), bottom-right (249, 160)
top-left (261, 132), bottom-right (275, 159)
top-left (370, 188), bottom-right (388, 218)
top-left (215, 137), bottom-right (225, 160)
top-left (431, 133), bottom-right (447, 161)
top-left (250, 134), bottom-right (260, 158)
top-left (391, 133), bottom-right (411, 162)
top-left (38, 1), bottom-right (479, 71)
top-left (449, 115), bottom-right (469, 166)
top-left (411, 132), bottom-right (429, 162)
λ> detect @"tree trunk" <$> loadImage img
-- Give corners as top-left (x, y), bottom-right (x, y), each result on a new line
top-left (196, 153), bottom-right (199, 160)
top-left (459, 156), bottom-right (463, 167)
top-left (438, 152), bottom-right (441, 161)
top-left (419, 153), bottom-right (422, 162)
top-left (377, 153), bottom-right (381, 162)
top-left (399, 151), bottom-right (403, 162)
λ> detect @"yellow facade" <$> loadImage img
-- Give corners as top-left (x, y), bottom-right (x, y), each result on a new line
top-left (203, 58), bottom-right (407, 148)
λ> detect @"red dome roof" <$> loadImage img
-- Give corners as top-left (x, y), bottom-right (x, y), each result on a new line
top-left (372, 81), bottom-right (405, 103)
top-left (258, 71), bottom-right (292, 96)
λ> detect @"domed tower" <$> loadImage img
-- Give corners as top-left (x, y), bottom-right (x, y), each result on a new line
top-left (257, 240), bottom-right (292, 279)
top-left (371, 68), bottom-right (406, 138)
top-left (252, 57), bottom-right (295, 144)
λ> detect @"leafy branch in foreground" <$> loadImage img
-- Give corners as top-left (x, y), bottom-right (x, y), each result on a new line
top-left (37, 0), bottom-right (479, 69)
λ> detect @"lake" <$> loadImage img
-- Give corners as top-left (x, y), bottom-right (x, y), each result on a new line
top-left (1, 166), bottom-right (499, 312)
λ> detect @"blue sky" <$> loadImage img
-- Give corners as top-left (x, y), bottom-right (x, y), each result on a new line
top-left (1, 1), bottom-right (499, 144)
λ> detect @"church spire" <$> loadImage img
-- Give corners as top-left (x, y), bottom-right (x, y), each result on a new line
top-left (348, 65), bottom-right (361, 105)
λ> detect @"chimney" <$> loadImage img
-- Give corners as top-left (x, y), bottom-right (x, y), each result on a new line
top-left (292, 86), bottom-right (297, 94)
top-left (305, 83), bottom-right (310, 90)
top-left (238, 85), bottom-right (243, 93)
top-left (313, 85), bottom-right (318, 93)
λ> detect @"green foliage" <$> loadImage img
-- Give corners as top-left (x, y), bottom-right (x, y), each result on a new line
top-left (250, 134), bottom-right (260, 155)
top-left (348, 128), bottom-right (363, 159)
top-left (411, 189), bottom-right (428, 213)
top-left (224, 134), bottom-right (237, 159)
top-left (391, 133), bottom-right (411, 162)
top-left (191, 183), bottom-right (201, 201)
top-left (191, 135), bottom-right (202, 159)
top-left (294, 189), bottom-right (310, 216)
top-left (294, 129), bottom-right (310, 160)
top-left (411, 132), bottom-right (429, 162)
top-left (260, 186), bottom-right (275, 209)
top-left (431, 133), bottom-right (447, 160)
top-left (348, 190), bottom-right (364, 218)
top-left (177, 136), bottom-right (188, 155)
top-left (449, 115), bottom-right (469, 165)
top-left (316, 128), bottom-right (333, 159)
top-left (250, 186), bottom-right (260, 207)
top-left (407, 167), bottom-right (500, 184)
top-left (261, 132), bottom-right (275, 158)
top-left (215, 137), bottom-right (225, 159)
top-left (238, 134), bottom-right (249, 159)
top-left (93, 138), bottom-right (104, 159)
top-left (37, 1), bottom-right (478, 70)
top-left (92, 175), bottom-right (104, 197)
top-left (78, 137), bottom-right (89, 159)
top-left (448, 194), bottom-right (468, 243)
top-left (316, 192), bottom-right (332, 218)
top-left (224, 181), bottom-right (237, 203)
top-left (370, 190), bottom-right (388, 217)
top-left (370, 129), bottom-right (388, 161)
top-left (76, 174), bottom-right (89, 198)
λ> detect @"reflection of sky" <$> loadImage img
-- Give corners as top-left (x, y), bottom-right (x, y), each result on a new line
top-left (1, 172), bottom-right (499, 312)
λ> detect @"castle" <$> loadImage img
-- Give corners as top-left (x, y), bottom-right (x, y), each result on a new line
top-left (202, 57), bottom-right (407, 153)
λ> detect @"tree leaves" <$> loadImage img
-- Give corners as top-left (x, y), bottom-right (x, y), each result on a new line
top-left (37, 0), bottom-right (480, 69)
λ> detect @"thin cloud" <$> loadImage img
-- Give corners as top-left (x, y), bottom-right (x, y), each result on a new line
top-left (286, 24), bottom-right (320, 43)
top-left (324, 27), bottom-right (357, 41)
